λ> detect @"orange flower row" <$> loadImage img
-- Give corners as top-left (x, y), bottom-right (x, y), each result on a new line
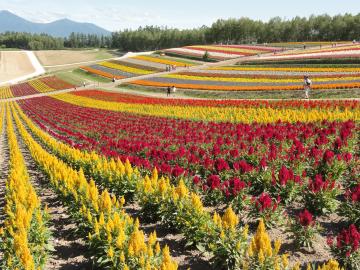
top-left (80, 66), bottom-right (124, 80)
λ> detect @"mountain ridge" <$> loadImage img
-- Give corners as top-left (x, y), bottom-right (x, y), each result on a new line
top-left (0, 10), bottom-right (111, 37)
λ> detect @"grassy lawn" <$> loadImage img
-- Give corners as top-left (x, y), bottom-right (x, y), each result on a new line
top-left (120, 83), bottom-right (360, 99)
top-left (55, 68), bottom-right (111, 85)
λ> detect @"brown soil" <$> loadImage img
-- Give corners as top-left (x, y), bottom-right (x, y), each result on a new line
top-left (0, 51), bottom-right (35, 83)
top-left (35, 50), bottom-right (117, 67)
top-left (0, 111), bottom-right (9, 261)
top-left (14, 117), bottom-right (93, 270)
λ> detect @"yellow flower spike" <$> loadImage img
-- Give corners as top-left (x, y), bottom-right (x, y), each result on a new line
top-left (88, 232), bottom-right (92, 240)
top-left (155, 243), bottom-right (161, 254)
top-left (190, 193), bottom-right (203, 212)
top-left (158, 178), bottom-right (169, 195)
top-left (120, 251), bottom-right (125, 263)
top-left (281, 254), bottom-right (289, 268)
top-left (152, 167), bottom-right (158, 182)
top-left (100, 189), bottom-right (112, 214)
top-left (175, 179), bottom-right (188, 198)
top-left (119, 196), bottom-right (125, 207)
top-left (124, 264), bottom-right (129, 270)
top-left (258, 249), bottom-right (265, 264)
top-left (111, 195), bottom-right (117, 205)
top-left (317, 259), bottom-right (343, 270)
top-left (247, 242), bottom-right (254, 257)
top-left (94, 220), bottom-right (100, 237)
top-left (160, 245), bottom-right (178, 270)
top-left (274, 239), bottom-right (281, 255)
top-left (148, 231), bottom-right (157, 246)
top-left (128, 228), bottom-right (146, 256)
top-left (116, 230), bottom-right (126, 249)
top-left (221, 206), bottom-right (239, 230)
top-left (140, 255), bottom-right (145, 266)
top-left (87, 210), bottom-right (92, 223)
top-left (98, 212), bottom-right (105, 226)
top-left (107, 246), bottom-right (114, 259)
top-left (220, 230), bottom-right (225, 239)
top-left (243, 224), bottom-right (249, 239)
top-left (306, 263), bottom-right (311, 270)
top-left (135, 218), bottom-right (140, 229)
top-left (213, 212), bottom-right (222, 228)
top-left (125, 159), bottom-right (133, 177)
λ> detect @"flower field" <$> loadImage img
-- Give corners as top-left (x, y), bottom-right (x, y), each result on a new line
top-left (130, 65), bottom-right (360, 91)
top-left (164, 45), bottom-right (282, 61)
top-left (80, 55), bottom-right (200, 80)
top-left (0, 89), bottom-right (359, 269)
top-left (253, 44), bottom-right (360, 62)
top-left (0, 76), bottom-right (73, 99)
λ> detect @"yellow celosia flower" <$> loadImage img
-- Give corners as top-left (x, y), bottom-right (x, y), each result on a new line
top-left (160, 245), bottom-right (178, 270)
top-left (175, 179), bottom-right (188, 198)
top-left (221, 206), bottom-right (239, 230)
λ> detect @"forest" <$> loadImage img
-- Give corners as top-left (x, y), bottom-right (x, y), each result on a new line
top-left (1, 13), bottom-right (359, 51)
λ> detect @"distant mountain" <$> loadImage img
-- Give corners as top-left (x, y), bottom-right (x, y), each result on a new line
top-left (0, 10), bottom-right (111, 37)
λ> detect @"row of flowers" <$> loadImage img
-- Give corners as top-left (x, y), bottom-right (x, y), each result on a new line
top-left (164, 73), bottom-right (360, 83)
top-left (73, 90), bottom-right (360, 109)
top-left (11, 102), bottom-right (178, 270)
top-left (209, 65), bottom-right (360, 72)
top-left (51, 93), bottom-right (360, 123)
top-left (0, 86), bottom-right (12, 99)
top-left (133, 55), bottom-right (197, 67)
top-left (175, 71), bottom-right (360, 79)
top-left (100, 61), bottom-right (154, 75)
top-left (130, 78), bottom-right (360, 91)
top-left (14, 101), bottom-right (360, 269)
top-left (0, 76), bottom-right (73, 99)
top-left (0, 103), bottom-right (51, 270)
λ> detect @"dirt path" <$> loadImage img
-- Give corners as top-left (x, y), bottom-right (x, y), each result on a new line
top-left (0, 109), bottom-right (9, 262)
top-left (13, 115), bottom-right (93, 270)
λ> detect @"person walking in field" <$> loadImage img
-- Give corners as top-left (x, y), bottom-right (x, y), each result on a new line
top-left (83, 82), bottom-right (86, 88)
top-left (304, 76), bottom-right (312, 99)
top-left (167, 86), bottom-right (171, 97)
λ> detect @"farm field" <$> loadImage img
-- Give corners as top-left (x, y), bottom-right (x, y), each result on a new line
top-left (80, 54), bottom-right (202, 80)
top-left (0, 51), bottom-right (36, 85)
top-left (35, 49), bottom-right (121, 69)
top-left (129, 64), bottom-right (360, 92)
top-left (0, 39), bottom-right (359, 270)
top-left (163, 44), bottom-right (282, 61)
top-left (76, 43), bottom-right (360, 97)
top-left (0, 88), bottom-right (359, 269)
top-left (0, 76), bottom-right (74, 99)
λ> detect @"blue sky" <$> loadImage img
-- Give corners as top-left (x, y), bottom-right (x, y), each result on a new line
top-left (0, 0), bottom-right (359, 31)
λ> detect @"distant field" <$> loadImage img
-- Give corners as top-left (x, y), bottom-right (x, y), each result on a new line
top-left (35, 49), bottom-right (122, 69)
top-left (0, 51), bottom-right (35, 84)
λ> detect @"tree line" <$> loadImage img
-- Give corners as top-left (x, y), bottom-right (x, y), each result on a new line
top-left (112, 13), bottom-right (360, 51)
top-left (1, 13), bottom-right (360, 51)
top-left (0, 32), bottom-right (110, 50)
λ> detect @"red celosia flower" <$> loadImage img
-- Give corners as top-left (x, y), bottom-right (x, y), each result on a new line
top-left (298, 209), bottom-right (314, 227)
top-left (193, 176), bottom-right (201, 185)
top-left (334, 224), bottom-right (360, 254)
top-left (323, 149), bottom-right (335, 163)
top-left (214, 158), bottom-right (230, 172)
top-left (207, 175), bottom-right (221, 190)
top-left (256, 193), bottom-right (273, 212)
